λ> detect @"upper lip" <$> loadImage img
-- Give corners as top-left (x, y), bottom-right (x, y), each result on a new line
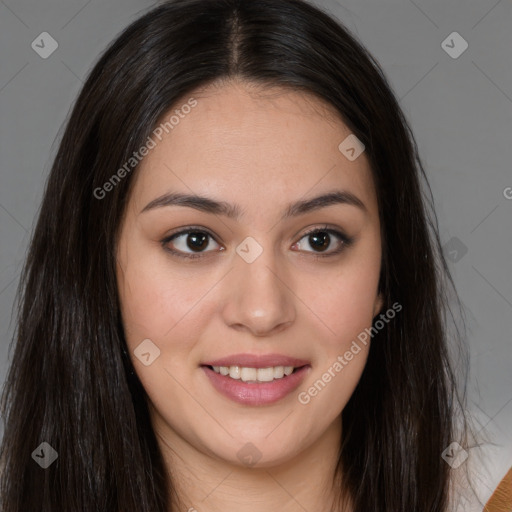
top-left (202, 353), bottom-right (310, 369)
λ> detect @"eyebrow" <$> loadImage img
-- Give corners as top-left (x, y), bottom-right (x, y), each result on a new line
top-left (140, 190), bottom-right (367, 220)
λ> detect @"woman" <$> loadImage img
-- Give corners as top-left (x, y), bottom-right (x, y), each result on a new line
top-left (0, 0), bottom-right (490, 510)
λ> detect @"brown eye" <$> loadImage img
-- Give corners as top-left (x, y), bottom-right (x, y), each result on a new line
top-left (163, 229), bottom-right (221, 259)
top-left (182, 232), bottom-right (210, 252)
top-left (293, 227), bottom-right (353, 257)
top-left (307, 231), bottom-right (331, 252)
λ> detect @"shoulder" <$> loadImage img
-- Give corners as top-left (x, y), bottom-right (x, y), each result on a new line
top-left (484, 466), bottom-right (512, 511)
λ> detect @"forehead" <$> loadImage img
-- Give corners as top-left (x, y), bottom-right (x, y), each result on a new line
top-left (129, 80), bottom-right (378, 220)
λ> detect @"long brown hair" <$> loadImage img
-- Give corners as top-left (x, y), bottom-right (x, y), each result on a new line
top-left (0, 1), bottom-right (471, 510)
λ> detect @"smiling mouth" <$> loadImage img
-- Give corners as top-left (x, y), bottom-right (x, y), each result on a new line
top-left (201, 363), bottom-right (311, 405)
top-left (203, 364), bottom-right (305, 383)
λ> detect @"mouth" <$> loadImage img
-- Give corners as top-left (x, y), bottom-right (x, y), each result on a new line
top-left (200, 356), bottom-right (311, 406)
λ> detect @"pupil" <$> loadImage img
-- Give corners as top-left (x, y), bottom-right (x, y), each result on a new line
top-left (187, 232), bottom-right (208, 252)
top-left (310, 232), bottom-right (329, 252)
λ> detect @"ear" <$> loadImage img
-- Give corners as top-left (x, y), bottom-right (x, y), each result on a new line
top-left (373, 292), bottom-right (384, 318)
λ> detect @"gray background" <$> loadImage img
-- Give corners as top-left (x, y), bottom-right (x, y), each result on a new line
top-left (1, 0), bottom-right (511, 495)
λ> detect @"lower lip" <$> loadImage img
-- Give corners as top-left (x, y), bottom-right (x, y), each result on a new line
top-left (201, 365), bottom-right (310, 406)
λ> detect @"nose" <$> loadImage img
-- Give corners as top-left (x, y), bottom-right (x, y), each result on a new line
top-left (221, 244), bottom-right (296, 337)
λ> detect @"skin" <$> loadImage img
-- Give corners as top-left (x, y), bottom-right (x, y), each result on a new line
top-left (116, 79), bottom-right (383, 512)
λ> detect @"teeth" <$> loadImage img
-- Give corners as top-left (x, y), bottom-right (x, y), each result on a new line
top-left (255, 367), bottom-right (274, 382)
top-left (229, 366), bottom-right (241, 379)
top-left (210, 365), bottom-right (299, 382)
top-left (273, 366), bottom-right (284, 379)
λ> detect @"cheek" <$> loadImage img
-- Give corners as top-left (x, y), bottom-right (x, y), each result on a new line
top-left (298, 347), bottom-right (368, 432)
top-left (295, 252), bottom-right (381, 422)
top-left (303, 258), bottom-right (381, 348)
top-left (297, 271), bottom-right (377, 422)
top-left (117, 259), bottom-right (211, 408)
top-left (116, 248), bottom-right (210, 347)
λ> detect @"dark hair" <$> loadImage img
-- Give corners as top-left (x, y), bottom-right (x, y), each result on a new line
top-left (0, 0), bottom-right (472, 510)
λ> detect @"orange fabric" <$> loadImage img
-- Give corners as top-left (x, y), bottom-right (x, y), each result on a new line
top-left (483, 466), bottom-right (512, 512)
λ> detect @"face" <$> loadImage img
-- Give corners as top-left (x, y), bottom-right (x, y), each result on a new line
top-left (116, 80), bottom-right (383, 468)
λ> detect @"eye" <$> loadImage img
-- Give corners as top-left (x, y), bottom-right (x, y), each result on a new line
top-left (292, 225), bottom-right (354, 258)
top-left (162, 228), bottom-right (222, 260)
top-left (161, 225), bottom-right (354, 260)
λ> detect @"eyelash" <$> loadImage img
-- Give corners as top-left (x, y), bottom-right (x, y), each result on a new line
top-left (161, 224), bottom-right (354, 261)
